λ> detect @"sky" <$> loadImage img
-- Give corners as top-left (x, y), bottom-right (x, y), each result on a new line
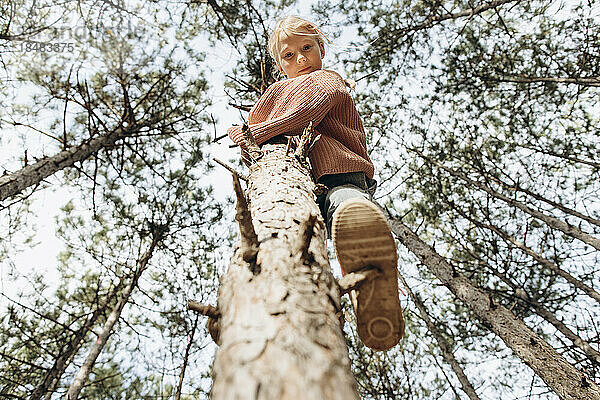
top-left (2, 2), bottom-right (592, 398)
top-left (0, 3), bottom-right (353, 396)
top-left (0, 1), bottom-right (362, 301)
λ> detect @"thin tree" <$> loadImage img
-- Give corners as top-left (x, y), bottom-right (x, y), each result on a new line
top-left (28, 283), bottom-right (122, 400)
top-left (441, 193), bottom-right (600, 304)
top-left (440, 218), bottom-right (600, 366)
top-left (0, 125), bottom-right (129, 202)
top-left (398, 272), bottom-right (481, 400)
top-left (174, 314), bottom-right (199, 400)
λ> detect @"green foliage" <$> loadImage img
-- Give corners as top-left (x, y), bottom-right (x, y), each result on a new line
top-left (315, 0), bottom-right (600, 397)
top-left (2, 0), bottom-right (600, 399)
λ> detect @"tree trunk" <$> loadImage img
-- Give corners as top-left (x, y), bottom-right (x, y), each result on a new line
top-left (0, 127), bottom-right (128, 202)
top-left (386, 215), bottom-right (600, 400)
top-left (398, 273), bottom-right (481, 400)
top-left (211, 143), bottom-right (359, 400)
top-left (65, 233), bottom-right (161, 400)
top-left (464, 246), bottom-right (600, 366)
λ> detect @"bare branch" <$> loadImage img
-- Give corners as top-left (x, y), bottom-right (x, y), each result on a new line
top-left (393, 0), bottom-right (521, 35)
top-left (294, 121), bottom-right (316, 160)
top-left (232, 173), bottom-right (260, 269)
top-left (241, 123), bottom-right (263, 163)
top-left (0, 351), bottom-right (49, 371)
top-left (187, 299), bottom-right (221, 345)
top-left (518, 143), bottom-right (600, 169)
top-left (228, 102), bottom-right (253, 112)
top-left (213, 157), bottom-right (248, 182)
top-left (478, 74), bottom-right (600, 87)
top-left (1, 119), bottom-right (64, 144)
top-left (187, 300), bottom-right (220, 319)
top-left (337, 267), bottom-right (381, 295)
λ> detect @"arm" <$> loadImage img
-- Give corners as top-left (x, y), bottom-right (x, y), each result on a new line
top-left (228, 70), bottom-right (346, 146)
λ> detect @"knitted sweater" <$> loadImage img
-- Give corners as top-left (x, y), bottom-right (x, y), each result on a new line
top-left (227, 70), bottom-right (374, 180)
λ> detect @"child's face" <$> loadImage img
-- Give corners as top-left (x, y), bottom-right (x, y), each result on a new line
top-left (278, 34), bottom-right (324, 79)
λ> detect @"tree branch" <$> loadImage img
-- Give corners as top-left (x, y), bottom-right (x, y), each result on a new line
top-left (232, 173), bottom-right (260, 270)
top-left (337, 267), bottom-right (381, 295)
top-left (187, 300), bottom-right (220, 319)
top-left (213, 157), bottom-right (248, 182)
top-left (478, 74), bottom-right (600, 87)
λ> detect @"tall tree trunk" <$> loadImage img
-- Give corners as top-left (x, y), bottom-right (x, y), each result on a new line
top-left (0, 127), bottom-right (128, 202)
top-left (398, 273), bottom-right (481, 400)
top-left (493, 266), bottom-right (600, 365)
top-left (211, 143), bottom-right (359, 400)
top-left (65, 232), bottom-right (162, 400)
top-left (450, 231), bottom-right (600, 366)
top-left (385, 214), bottom-right (600, 400)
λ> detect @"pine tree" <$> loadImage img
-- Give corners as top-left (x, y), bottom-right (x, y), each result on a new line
top-left (209, 128), bottom-right (360, 399)
top-left (2, 1), bottom-right (223, 398)
top-left (316, 0), bottom-right (600, 397)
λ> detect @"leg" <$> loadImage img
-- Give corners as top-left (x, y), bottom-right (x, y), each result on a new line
top-left (323, 183), bottom-right (371, 237)
top-left (332, 196), bottom-right (404, 351)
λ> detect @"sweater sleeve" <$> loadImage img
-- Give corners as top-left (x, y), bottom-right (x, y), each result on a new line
top-left (228, 70), bottom-right (346, 146)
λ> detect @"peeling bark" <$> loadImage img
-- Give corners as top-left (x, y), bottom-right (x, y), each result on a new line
top-left (211, 144), bottom-right (359, 400)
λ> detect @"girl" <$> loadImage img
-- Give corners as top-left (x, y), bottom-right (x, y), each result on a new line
top-left (227, 16), bottom-right (404, 351)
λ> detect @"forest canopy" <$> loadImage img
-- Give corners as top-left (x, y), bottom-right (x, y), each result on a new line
top-left (1, 0), bottom-right (598, 399)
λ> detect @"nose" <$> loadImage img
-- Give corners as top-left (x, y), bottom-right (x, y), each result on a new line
top-left (296, 53), bottom-right (306, 64)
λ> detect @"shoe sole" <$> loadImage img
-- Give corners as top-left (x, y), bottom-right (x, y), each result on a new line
top-left (333, 198), bottom-right (404, 350)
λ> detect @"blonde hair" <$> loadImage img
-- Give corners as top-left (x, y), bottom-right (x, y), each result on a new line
top-left (268, 16), bottom-right (328, 67)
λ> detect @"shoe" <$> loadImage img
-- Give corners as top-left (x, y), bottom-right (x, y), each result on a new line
top-left (332, 198), bottom-right (404, 350)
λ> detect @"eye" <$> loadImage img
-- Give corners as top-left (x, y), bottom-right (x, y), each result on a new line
top-left (302, 44), bottom-right (312, 51)
top-left (283, 51), bottom-right (293, 59)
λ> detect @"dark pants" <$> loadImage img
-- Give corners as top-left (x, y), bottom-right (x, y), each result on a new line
top-left (316, 172), bottom-right (378, 237)
top-left (262, 137), bottom-right (378, 236)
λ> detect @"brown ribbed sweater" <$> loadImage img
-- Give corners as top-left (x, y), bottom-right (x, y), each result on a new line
top-left (227, 69), bottom-right (374, 180)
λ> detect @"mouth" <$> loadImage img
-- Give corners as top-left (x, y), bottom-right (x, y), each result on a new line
top-left (298, 66), bottom-right (312, 74)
